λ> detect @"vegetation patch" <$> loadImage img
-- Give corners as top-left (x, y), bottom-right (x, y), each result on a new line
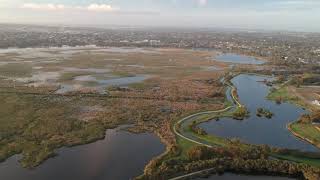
top-left (267, 86), bottom-right (299, 104)
top-left (139, 73), bottom-right (320, 180)
top-left (300, 73), bottom-right (320, 86)
top-left (256, 108), bottom-right (274, 119)
top-left (0, 63), bottom-right (33, 77)
top-left (289, 123), bottom-right (320, 148)
top-left (58, 72), bottom-right (92, 82)
top-left (0, 93), bottom-right (108, 168)
top-left (232, 106), bottom-right (249, 120)
top-left (272, 149), bottom-right (320, 168)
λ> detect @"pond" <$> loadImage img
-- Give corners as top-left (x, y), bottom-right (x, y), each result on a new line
top-left (215, 53), bottom-right (265, 64)
top-left (0, 126), bottom-right (165, 180)
top-left (199, 74), bottom-right (318, 152)
top-left (56, 75), bottom-right (149, 94)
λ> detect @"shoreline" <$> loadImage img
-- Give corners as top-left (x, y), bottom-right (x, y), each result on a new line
top-left (287, 122), bottom-right (320, 149)
top-left (161, 73), bottom-right (320, 180)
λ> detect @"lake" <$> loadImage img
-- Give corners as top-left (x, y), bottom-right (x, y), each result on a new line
top-left (0, 126), bottom-right (165, 180)
top-left (199, 74), bottom-right (318, 152)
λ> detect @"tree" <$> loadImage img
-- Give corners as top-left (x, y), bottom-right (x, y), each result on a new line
top-left (299, 114), bottom-right (311, 124)
top-left (233, 107), bottom-right (249, 120)
top-left (187, 146), bottom-right (212, 161)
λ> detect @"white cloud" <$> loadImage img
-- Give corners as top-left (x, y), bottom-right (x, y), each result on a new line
top-left (197, 0), bottom-right (207, 6)
top-left (87, 4), bottom-right (113, 12)
top-left (20, 3), bottom-right (114, 12)
top-left (0, 0), bottom-right (20, 8)
top-left (21, 3), bottom-right (66, 11)
top-left (267, 0), bottom-right (320, 10)
top-left (276, 0), bottom-right (320, 5)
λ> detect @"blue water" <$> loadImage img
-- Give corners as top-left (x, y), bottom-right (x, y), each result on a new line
top-left (0, 127), bottom-right (165, 180)
top-left (200, 74), bottom-right (318, 152)
top-left (215, 53), bottom-right (265, 64)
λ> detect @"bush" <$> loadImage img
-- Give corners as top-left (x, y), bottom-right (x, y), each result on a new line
top-left (256, 108), bottom-right (274, 119)
top-left (187, 146), bottom-right (213, 161)
top-left (233, 107), bottom-right (249, 120)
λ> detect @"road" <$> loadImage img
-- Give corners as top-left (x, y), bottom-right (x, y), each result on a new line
top-left (170, 83), bottom-right (242, 179)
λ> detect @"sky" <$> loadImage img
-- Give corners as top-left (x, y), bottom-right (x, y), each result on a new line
top-left (0, 0), bottom-right (320, 32)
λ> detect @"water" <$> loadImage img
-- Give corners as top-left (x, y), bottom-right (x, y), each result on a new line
top-left (0, 46), bottom-right (158, 60)
top-left (0, 127), bottom-right (165, 180)
top-left (196, 173), bottom-right (295, 180)
top-left (90, 47), bottom-right (159, 54)
top-left (215, 53), bottom-right (265, 64)
top-left (199, 74), bottom-right (318, 152)
top-left (206, 66), bottom-right (222, 71)
top-left (63, 67), bottom-right (110, 74)
top-left (56, 75), bottom-right (148, 94)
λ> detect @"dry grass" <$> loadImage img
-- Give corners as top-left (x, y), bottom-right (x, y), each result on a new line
top-left (0, 47), bottom-right (228, 168)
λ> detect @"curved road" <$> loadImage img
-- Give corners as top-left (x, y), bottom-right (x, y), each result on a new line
top-left (173, 83), bottom-right (242, 147)
top-left (170, 83), bottom-right (242, 179)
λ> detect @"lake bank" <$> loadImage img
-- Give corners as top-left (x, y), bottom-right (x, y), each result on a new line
top-left (0, 126), bottom-right (165, 180)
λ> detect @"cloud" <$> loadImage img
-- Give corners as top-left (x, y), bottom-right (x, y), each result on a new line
top-left (21, 3), bottom-right (65, 11)
top-left (197, 0), bottom-right (207, 6)
top-left (276, 0), bottom-right (320, 5)
top-left (0, 0), bottom-right (21, 8)
top-left (87, 4), bottom-right (113, 12)
top-left (267, 0), bottom-right (320, 11)
top-left (20, 3), bottom-right (114, 12)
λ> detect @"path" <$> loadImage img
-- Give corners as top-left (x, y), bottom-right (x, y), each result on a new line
top-left (170, 82), bottom-right (242, 179)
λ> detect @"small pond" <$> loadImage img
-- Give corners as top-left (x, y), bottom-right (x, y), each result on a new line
top-left (56, 75), bottom-right (148, 94)
top-left (215, 53), bottom-right (265, 64)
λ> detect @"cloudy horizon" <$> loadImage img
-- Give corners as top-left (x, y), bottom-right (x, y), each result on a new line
top-left (1, 0), bottom-right (320, 32)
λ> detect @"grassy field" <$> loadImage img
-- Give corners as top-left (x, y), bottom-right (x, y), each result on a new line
top-left (0, 63), bottom-right (33, 77)
top-left (176, 137), bottom-right (196, 158)
top-left (267, 81), bottom-right (320, 152)
top-left (0, 47), bottom-right (227, 169)
top-left (267, 85), bottom-right (317, 111)
top-left (272, 153), bottom-right (320, 167)
top-left (289, 123), bottom-right (320, 148)
top-left (0, 92), bottom-right (108, 168)
top-left (267, 86), bottom-right (299, 103)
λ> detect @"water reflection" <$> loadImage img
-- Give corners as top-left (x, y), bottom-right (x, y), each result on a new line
top-left (0, 127), bottom-right (165, 180)
top-left (200, 74), bottom-right (318, 152)
top-left (56, 75), bottom-right (148, 94)
top-left (215, 53), bottom-right (265, 64)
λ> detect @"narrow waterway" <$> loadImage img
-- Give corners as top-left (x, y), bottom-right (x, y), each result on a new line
top-left (0, 126), bottom-right (165, 180)
top-left (199, 74), bottom-right (318, 152)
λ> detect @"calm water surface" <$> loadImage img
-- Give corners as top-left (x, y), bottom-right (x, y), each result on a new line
top-left (215, 54), bottom-right (265, 64)
top-left (0, 127), bottom-right (165, 180)
top-left (199, 74), bottom-right (318, 152)
top-left (56, 75), bottom-right (148, 94)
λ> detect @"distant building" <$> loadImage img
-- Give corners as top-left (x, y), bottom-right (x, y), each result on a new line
top-left (150, 40), bottom-right (161, 46)
top-left (314, 49), bottom-right (320, 54)
top-left (312, 100), bottom-right (320, 106)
